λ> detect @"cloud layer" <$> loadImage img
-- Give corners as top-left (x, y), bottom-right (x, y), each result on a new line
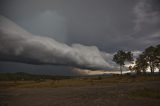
top-left (134, 0), bottom-right (160, 31)
top-left (0, 15), bottom-right (115, 70)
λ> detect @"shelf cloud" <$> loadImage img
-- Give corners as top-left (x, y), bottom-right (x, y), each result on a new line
top-left (0, 15), bottom-right (116, 70)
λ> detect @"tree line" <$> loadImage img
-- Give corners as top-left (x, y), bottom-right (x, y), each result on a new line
top-left (113, 44), bottom-right (160, 75)
top-left (0, 72), bottom-right (73, 81)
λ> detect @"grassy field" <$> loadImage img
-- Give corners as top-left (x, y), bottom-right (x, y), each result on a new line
top-left (129, 87), bottom-right (160, 99)
top-left (0, 75), bottom-right (160, 88)
top-left (0, 75), bottom-right (160, 106)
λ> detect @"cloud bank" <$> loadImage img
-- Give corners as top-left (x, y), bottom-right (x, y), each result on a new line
top-left (134, 0), bottom-right (160, 31)
top-left (0, 15), bottom-right (116, 70)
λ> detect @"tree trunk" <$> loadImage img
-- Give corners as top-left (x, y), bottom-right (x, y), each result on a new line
top-left (153, 68), bottom-right (154, 75)
top-left (138, 70), bottom-right (141, 75)
top-left (120, 65), bottom-right (122, 76)
top-left (143, 69), bottom-right (146, 75)
top-left (151, 65), bottom-right (155, 75)
top-left (150, 65), bottom-right (153, 75)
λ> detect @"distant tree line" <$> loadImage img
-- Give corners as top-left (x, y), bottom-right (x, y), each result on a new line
top-left (113, 44), bottom-right (160, 75)
top-left (0, 72), bottom-right (72, 81)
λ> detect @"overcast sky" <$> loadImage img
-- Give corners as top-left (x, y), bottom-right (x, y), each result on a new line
top-left (0, 0), bottom-right (160, 75)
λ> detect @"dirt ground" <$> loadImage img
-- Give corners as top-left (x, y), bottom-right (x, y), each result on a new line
top-left (0, 81), bottom-right (160, 106)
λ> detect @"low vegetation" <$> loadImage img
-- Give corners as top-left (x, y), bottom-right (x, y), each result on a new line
top-left (0, 72), bottom-right (160, 89)
top-left (129, 87), bottom-right (160, 99)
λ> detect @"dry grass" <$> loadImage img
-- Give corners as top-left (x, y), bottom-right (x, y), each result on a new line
top-left (129, 87), bottom-right (160, 99)
top-left (0, 76), bottom-right (160, 106)
top-left (0, 75), bottom-right (160, 89)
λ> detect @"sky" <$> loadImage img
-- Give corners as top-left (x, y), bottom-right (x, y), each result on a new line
top-left (0, 0), bottom-right (160, 75)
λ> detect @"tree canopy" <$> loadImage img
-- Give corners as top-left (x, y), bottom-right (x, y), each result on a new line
top-left (113, 50), bottom-right (133, 75)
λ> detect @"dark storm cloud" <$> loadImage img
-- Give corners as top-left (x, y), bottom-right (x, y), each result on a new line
top-left (0, 0), bottom-right (138, 52)
top-left (134, 0), bottom-right (160, 31)
top-left (0, 15), bottom-right (116, 70)
top-left (130, 0), bottom-right (160, 50)
top-left (0, 61), bottom-right (78, 76)
top-left (0, 0), bottom-right (159, 52)
top-left (0, 0), bottom-right (159, 75)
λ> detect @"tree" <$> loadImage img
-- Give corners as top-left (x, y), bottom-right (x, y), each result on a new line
top-left (132, 64), bottom-right (141, 75)
top-left (113, 50), bottom-right (133, 75)
top-left (144, 46), bottom-right (156, 75)
top-left (134, 53), bottom-right (148, 75)
top-left (126, 51), bottom-right (134, 62)
top-left (154, 44), bottom-right (160, 74)
top-left (128, 65), bottom-right (133, 72)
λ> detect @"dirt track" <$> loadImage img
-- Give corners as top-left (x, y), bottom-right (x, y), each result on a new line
top-left (0, 81), bottom-right (160, 106)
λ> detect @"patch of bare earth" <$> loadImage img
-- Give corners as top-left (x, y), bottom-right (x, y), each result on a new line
top-left (0, 81), bottom-right (160, 106)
